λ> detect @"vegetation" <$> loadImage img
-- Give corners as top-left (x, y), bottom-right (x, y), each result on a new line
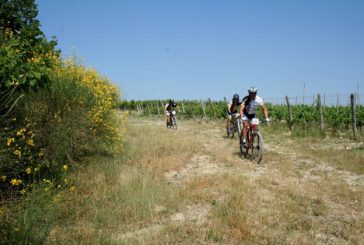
top-left (4, 117), bottom-right (361, 244)
top-left (120, 99), bottom-right (364, 133)
top-left (1, 0), bottom-right (124, 241)
top-left (1, 0), bottom-right (362, 243)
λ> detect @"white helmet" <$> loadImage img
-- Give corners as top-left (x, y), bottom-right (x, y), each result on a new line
top-left (248, 86), bottom-right (257, 94)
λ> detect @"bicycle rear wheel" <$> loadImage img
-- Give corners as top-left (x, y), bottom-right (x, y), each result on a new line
top-left (172, 116), bottom-right (178, 130)
top-left (239, 134), bottom-right (244, 157)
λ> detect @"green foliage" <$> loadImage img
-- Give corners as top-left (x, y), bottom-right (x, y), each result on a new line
top-left (0, 0), bottom-right (59, 91)
top-left (121, 100), bottom-right (364, 130)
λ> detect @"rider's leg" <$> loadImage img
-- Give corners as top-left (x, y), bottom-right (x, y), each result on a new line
top-left (166, 112), bottom-right (171, 125)
top-left (226, 114), bottom-right (232, 130)
top-left (241, 120), bottom-right (249, 144)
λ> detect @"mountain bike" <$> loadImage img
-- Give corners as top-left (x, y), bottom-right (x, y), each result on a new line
top-left (227, 114), bottom-right (242, 139)
top-left (240, 118), bottom-right (264, 163)
top-left (167, 111), bottom-right (177, 130)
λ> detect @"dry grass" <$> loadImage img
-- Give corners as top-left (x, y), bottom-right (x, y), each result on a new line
top-left (8, 116), bottom-right (363, 244)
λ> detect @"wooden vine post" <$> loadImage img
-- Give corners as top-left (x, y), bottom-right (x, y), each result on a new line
top-left (351, 94), bottom-right (357, 140)
top-left (208, 98), bottom-right (217, 119)
top-left (318, 94), bottom-right (324, 131)
top-left (200, 100), bottom-right (207, 119)
top-left (285, 96), bottom-right (293, 131)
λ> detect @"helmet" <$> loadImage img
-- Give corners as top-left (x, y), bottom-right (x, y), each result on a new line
top-left (169, 98), bottom-right (174, 104)
top-left (248, 86), bottom-right (257, 94)
top-left (232, 94), bottom-right (239, 101)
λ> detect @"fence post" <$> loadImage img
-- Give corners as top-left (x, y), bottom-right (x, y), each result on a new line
top-left (156, 102), bottom-right (160, 115)
top-left (208, 98), bottom-right (217, 119)
top-left (336, 93), bottom-right (339, 113)
top-left (181, 101), bottom-right (186, 113)
top-left (318, 94), bottom-right (324, 131)
top-left (351, 94), bottom-right (357, 140)
top-left (147, 103), bottom-right (150, 115)
top-left (285, 96), bottom-right (293, 131)
top-left (200, 100), bottom-right (207, 119)
top-left (160, 101), bottom-right (165, 114)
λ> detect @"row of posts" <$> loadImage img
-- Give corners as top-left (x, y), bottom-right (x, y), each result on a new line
top-left (285, 93), bottom-right (358, 140)
top-left (136, 98), bottom-right (218, 119)
top-left (268, 93), bottom-right (361, 107)
top-left (135, 94), bottom-right (359, 140)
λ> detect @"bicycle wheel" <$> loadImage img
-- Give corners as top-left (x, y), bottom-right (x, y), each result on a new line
top-left (227, 124), bottom-right (234, 138)
top-left (251, 132), bottom-right (264, 163)
top-left (244, 131), bottom-right (251, 159)
top-left (239, 134), bottom-right (244, 157)
top-left (172, 116), bottom-right (178, 130)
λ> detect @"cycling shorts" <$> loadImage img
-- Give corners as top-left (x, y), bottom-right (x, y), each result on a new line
top-left (242, 113), bottom-right (256, 121)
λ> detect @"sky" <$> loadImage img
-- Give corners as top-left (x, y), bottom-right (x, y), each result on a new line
top-left (35, 0), bottom-right (364, 102)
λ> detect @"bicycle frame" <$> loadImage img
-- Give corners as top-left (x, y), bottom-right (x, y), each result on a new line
top-left (240, 118), bottom-right (264, 163)
top-left (247, 118), bottom-right (259, 143)
top-left (227, 115), bottom-right (242, 138)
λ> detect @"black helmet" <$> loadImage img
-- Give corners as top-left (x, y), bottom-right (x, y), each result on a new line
top-left (169, 98), bottom-right (174, 104)
top-left (233, 94), bottom-right (239, 101)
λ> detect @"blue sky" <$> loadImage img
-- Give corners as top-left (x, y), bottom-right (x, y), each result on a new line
top-left (35, 0), bottom-right (364, 102)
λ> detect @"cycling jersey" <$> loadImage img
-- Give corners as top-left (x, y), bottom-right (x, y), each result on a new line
top-left (165, 102), bottom-right (177, 112)
top-left (241, 95), bottom-right (265, 119)
top-left (227, 100), bottom-right (241, 114)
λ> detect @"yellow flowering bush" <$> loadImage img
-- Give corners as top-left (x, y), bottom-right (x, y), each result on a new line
top-left (0, 56), bottom-right (125, 197)
top-left (54, 59), bottom-right (124, 153)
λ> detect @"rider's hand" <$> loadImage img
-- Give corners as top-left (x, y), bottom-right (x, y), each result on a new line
top-left (264, 117), bottom-right (270, 124)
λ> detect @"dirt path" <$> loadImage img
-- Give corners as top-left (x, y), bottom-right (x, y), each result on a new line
top-left (117, 117), bottom-right (364, 244)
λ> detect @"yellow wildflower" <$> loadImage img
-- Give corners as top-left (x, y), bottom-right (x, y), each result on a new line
top-left (10, 179), bottom-right (22, 186)
top-left (13, 149), bottom-right (21, 157)
top-left (16, 128), bottom-right (26, 136)
top-left (63, 165), bottom-right (68, 171)
top-left (7, 137), bottom-right (15, 146)
top-left (64, 178), bottom-right (68, 184)
top-left (69, 186), bottom-right (75, 191)
top-left (25, 167), bottom-right (32, 174)
top-left (42, 179), bottom-right (51, 184)
top-left (27, 139), bottom-right (34, 146)
top-left (20, 189), bottom-right (26, 195)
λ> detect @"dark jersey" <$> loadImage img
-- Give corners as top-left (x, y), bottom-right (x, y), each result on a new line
top-left (227, 100), bottom-right (241, 114)
top-left (165, 102), bottom-right (177, 112)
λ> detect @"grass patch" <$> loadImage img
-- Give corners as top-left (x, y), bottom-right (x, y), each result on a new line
top-left (210, 176), bottom-right (331, 244)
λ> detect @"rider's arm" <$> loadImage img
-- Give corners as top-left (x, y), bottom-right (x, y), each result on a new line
top-left (261, 103), bottom-right (269, 119)
top-left (239, 103), bottom-right (245, 117)
top-left (227, 101), bottom-right (232, 114)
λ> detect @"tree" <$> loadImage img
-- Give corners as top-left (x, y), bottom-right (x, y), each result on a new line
top-left (0, 0), bottom-right (60, 91)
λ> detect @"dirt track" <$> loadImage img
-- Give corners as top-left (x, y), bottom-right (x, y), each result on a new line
top-left (120, 117), bottom-right (364, 244)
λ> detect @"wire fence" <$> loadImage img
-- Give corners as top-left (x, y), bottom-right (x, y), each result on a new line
top-left (120, 92), bottom-right (363, 139)
top-left (265, 93), bottom-right (362, 106)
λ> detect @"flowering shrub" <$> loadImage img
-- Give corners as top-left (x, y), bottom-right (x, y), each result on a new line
top-left (54, 59), bottom-right (124, 153)
top-left (0, 59), bottom-right (124, 197)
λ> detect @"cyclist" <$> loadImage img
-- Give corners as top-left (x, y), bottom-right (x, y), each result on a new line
top-left (240, 86), bottom-right (270, 146)
top-left (226, 94), bottom-right (241, 133)
top-left (165, 99), bottom-right (178, 126)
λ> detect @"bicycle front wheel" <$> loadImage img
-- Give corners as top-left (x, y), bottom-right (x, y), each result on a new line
top-left (251, 132), bottom-right (264, 163)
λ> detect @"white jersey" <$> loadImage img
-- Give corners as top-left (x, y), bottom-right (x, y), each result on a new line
top-left (242, 95), bottom-right (264, 115)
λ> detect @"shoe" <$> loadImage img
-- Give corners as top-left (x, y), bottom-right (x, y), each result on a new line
top-left (241, 138), bottom-right (247, 148)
